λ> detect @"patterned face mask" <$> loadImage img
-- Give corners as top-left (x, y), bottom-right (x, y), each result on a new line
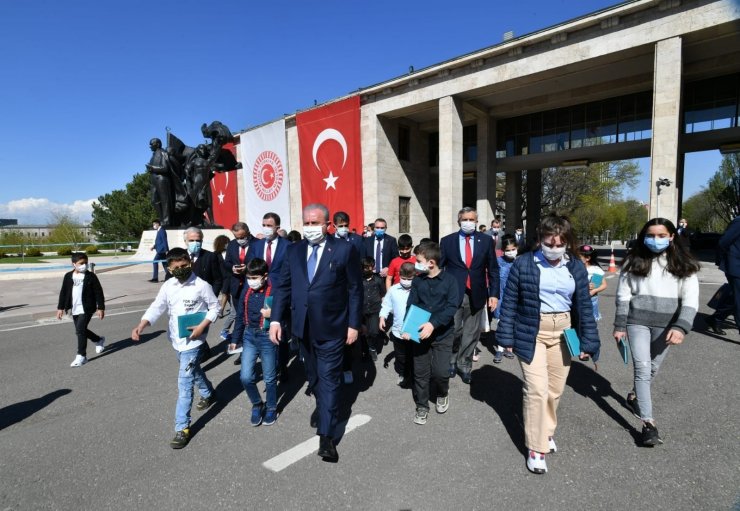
top-left (170, 266), bottom-right (192, 280)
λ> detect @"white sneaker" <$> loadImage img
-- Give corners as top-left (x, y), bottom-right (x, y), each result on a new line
top-left (548, 436), bottom-right (557, 453)
top-left (526, 450), bottom-right (547, 474)
top-left (435, 395), bottom-right (449, 414)
top-left (343, 371), bottom-right (353, 384)
top-left (70, 355), bottom-right (87, 367)
top-left (95, 337), bottom-right (106, 354)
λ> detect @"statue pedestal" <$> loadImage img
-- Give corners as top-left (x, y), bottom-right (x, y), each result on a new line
top-left (130, 228), bottom-right (233, 261)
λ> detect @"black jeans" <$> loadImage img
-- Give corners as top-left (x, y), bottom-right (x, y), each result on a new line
top-left (412, 333), bottom-right (453, 411)
top-left (72, 313), bottom-right (101, 357)
top-left (363, 311), bottom-right (381, 353)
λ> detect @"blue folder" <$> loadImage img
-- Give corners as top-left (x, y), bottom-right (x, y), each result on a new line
top-left (617, 337), bottom-right (629, 365)
top-left (262, 296), bottom-right (273, 331)
top-left (590, 274), bottom-right (603, 287)
top-left (177, 312), bottom-right (207, 339)
top-left (402, 305), bottom-right (431, 343)
top-left (562, 328), bottom-right (580, 357)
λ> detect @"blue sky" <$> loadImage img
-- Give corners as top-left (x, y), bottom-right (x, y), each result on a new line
top-left (0, 0), bottom-right (723, 224)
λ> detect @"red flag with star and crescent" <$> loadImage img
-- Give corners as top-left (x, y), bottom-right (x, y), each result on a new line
top-left (210, 142), bottom-right (239, 227)
top-left (297, 96), bottom-right (364, 230)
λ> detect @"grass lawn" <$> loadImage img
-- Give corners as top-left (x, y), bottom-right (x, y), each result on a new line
top-left (0, 255), bottom-right (73, 264)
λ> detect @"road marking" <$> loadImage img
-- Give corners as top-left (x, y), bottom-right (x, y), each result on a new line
top-left (262, 414), bottom-right (371, 472)
top-left (0, 308), bottom-right (147, 332)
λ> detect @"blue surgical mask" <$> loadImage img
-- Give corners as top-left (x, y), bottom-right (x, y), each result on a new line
top-left (336, 226), bottom-right (349, 238)
top-left (187, 241), bottom-right (202, 255)
top-left (644, 237), bottom-right (670, 253)
top-left (414, 262), bottom-right (429, 274)
top-left (374, 228), bottom-right (385, 239)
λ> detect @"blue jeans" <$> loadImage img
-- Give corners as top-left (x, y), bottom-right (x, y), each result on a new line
top-left (175, 345), bottom-right (214, 432)
top-left (591, 296), bottom-right (602, 321)
top-left (626, 324), bottom-right (671, 422)
top-left (240, 327), bottom-right (278, 411)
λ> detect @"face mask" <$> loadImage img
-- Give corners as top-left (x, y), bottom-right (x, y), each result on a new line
top-left (363, 270), bottom-right (374, 278)
top-left (399, 251), bottom-right (411, 259)
top-left (170, 266), bottom-right (192, 281)
top-left (460, 221), bottom-right (476, 235)
top-left (415, 262), bottom-right (429, 274)
top-left (374, 228), bottom-right (385, 239)
top-left (492, 228), bottom-right (499, 235)
top-left (679, 223), bottom-right (686, 228)
top-left (236, 238), bottom-right (248, 247)
top-left (541, 244), bottom-right (566, 261)
top-left (504, 250), bottom-right (518, 260)
top-left (75, 264), bottom-right (87, 273)
top-left (187, 241), bottom-right (201, 255)
top-left (303, 225), bottom-right (325, 244)
top-left (516, 230), bottom-right (522, 236)
top-left (336, 226), bottom-right (349, 238)
top-left (400, 278), bottom-right (413, 289)
top-left (644, 237), bottom-right (670, 253)
top-left (152, 225), bottom-right (158, 230)
top-left (262, 226), bottom-right (275, 238)
top-left (247, 278), bottom-right (264, 290)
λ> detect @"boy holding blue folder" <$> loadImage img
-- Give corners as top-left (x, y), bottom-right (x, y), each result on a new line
top-left (401, 241), bottom-right (459, 425)
top-left (131, 247), bottom-right (220, 449)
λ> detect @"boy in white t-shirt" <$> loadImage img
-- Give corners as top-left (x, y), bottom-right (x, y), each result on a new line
top-left (131, 247), bottom-right (220, 449)
top-left (56, 253), bottom-right (106, 367)
top-left (579, 245), bottom-right (607, 321)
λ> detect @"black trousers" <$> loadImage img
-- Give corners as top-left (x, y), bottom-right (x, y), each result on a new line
top-left (363, 311), bottom-right (381, 353)
top-left (390, 332), bottom-right (413, 379)
top-left (412, 333), bottom-right (453, 411)
top-left (72, 313), bottom-right (101, 357)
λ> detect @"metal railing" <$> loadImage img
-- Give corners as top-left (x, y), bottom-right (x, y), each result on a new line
top-left (0, 241), bottom-right (140, 262)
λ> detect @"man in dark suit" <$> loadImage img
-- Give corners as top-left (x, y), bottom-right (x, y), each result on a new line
top-left (270, 203), bottom-right (363, 462)
top-left (149, 219), bottom-right (170, 282)
top-left (440, 207), bottom-right (500, 384)
top-left (221, 222), bottom-right (252, 350)
top-left (363, 217), bottom-right (399, 278)
top-left (707, 214), bottom-right (740, 335)
top-left (184, 227), bottom-right (224, 298)
top-left (332, 211), bottom-right (365, 258)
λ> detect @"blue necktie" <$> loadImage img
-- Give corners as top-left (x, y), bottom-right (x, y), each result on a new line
top-left (375, 239), bottom-right (382, 273)
top-left (307, 244), bottom-right (319, 283)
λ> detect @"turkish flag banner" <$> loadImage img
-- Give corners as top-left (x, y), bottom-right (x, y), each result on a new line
top-left (297, 96), bottom-right (364, 231)
top-left (210, 142), bottom-right (239, 228)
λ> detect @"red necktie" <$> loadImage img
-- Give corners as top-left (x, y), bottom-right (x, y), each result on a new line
top-left (465, 235), bottom-right (472, 289)
top-left (239, 246), bottom-right (246, 264)
top-left (266, 240), bottom-right (273, 267)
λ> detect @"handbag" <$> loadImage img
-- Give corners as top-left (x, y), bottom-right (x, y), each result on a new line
top-left (707, 283), bottom-right (730, 310)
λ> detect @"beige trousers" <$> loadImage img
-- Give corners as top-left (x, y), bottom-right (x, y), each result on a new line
top-left (519, 312), bottom-right (572, 454)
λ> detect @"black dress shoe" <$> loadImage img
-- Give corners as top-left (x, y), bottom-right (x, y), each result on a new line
top-left (148, 278), bottom-right (158, 283)
top-left (706, 316), bottom-right (726, 335)
top-left (461, 371), bottom-right (472, 385)
top-left (317, 435), bottom-right (338, 462)
top-left (233, 354), bottom-right (241, 365)
top-left (310, 408), bottom-right (319, 429)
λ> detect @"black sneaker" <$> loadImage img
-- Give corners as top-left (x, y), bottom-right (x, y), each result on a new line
top-left (641, 422), bottom-right (663, 447)
top-left (706, 316), bottom-right (726, 335)
top-left (626, 393), bottom-right (641, 419)
top-left (369, 348), bottom-right (378, 362)
top-left (196, 392), bottom-right (217, 411)
top-left (170, 428), bottom-right (190, 449)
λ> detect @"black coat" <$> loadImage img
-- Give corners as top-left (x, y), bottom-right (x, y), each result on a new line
top-left (192, 248), bottom-right (225, 297)
top-left (57, 271), bottom-right (105, 314)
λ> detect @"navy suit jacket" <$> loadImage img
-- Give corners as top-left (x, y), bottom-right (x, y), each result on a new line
top-left (719, 215), bottom-right (740, 277)
top-left (192, 248), bottom-right (224, 297)
top-left (363, 234), bottom-right (399, 269)
top-left (439, 230), bottom-right (500, 311)
top-left (335, 232), bottom-right (365, 260)
top-left (154, 227), bottom-right (169, 254)
top-left (271, 236), bottom-right (363, 341)
top-left (224, 238), bottom-right (252, 298)
top-left (247, 237), bottom-right (288, 284)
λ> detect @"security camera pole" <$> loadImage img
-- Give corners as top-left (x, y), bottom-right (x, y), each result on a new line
top-left (655, 177), bottom-right (672, 218)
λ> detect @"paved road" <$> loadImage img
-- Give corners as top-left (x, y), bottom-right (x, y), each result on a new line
top-left (0, 269), bottom-right (738, 510)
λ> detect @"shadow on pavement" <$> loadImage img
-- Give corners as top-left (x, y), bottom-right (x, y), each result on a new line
top-left (190, 370), bottom-right (243, 439)
top-left (566, 361), bottom-right (641, 444)
top-left (0, 304), bottom-right (29, 313)
top-left (89, 330), bottom-right (166, 362)
top-left (696, 313), bottom-right (739, 346)
top-left (335, 358), bottom-right (377, 444)
top-left (0, 388), bottom-right (72, 431)
top-left (276, 357), bottom-right (307, 414)
top-left (470, 364), bottom-right (526, 455)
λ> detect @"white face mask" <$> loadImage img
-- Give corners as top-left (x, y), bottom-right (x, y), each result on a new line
top-left (262, 226), bottom-right (275, 238)
top-left (303, 225), bottom-right (325, 244)
top-left (335, 226), bottom-right (349, 238)
top-left (247, 278), bottom-right (264, 290)
top-left (236, 238), bottom-right (248, 247)
top-left (400, 278), bottom-right (413, 289)
top-left (460, 220), bottom-right (476, 235)
top-left (414, 261), bottom-right (429, 274)
top-left (541, 244), bottom-right (566, 261)
top-left (504, 250), bottom-right (518, 259)
top-left (75, 264), bottom-right (87, 273)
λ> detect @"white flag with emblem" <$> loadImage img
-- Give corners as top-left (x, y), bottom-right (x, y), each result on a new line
top-left (239, 119), bottom-right (291, 232)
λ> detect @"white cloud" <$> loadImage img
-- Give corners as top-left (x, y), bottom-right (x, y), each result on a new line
top-left (0, 197), bottom-right (96, 225)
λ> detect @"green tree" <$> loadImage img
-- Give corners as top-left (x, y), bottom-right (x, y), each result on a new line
top-left (47, 212), bottom-right (88, 248)
top-left (91, 173), bottom-right (156, 241)
top-left (706, 153), bottom-right (740, 225)
top-left (682, 189), bottom-right (725, 232)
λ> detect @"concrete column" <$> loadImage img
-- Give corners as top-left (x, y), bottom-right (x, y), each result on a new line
top-left (476, 116), bottom-right (496, 226)
top-left (649, 36), bottom-right (682, 221)
top-left (505, 171), bottom-right (522, 234)
top-left (526, 169), bottom-right (542, 240)
top-left (438, 96), bottom-right (464, 236)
